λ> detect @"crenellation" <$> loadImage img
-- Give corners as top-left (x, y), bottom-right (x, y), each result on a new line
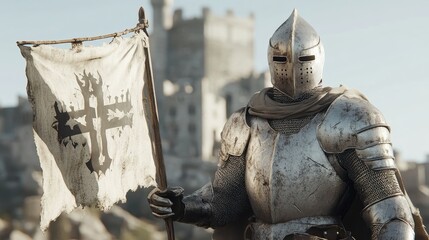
top-left (152, 4), bottom-right (262, 161)
top-left (202, 7), bottom-right (211, 18)
top-left (173, 8), bottom-right (183, 24)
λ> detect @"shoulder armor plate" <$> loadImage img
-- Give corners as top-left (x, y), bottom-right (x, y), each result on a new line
top-left (317, 93), bottom-right (390, 153)
top-left (219, 108), bottom-right (250, 164)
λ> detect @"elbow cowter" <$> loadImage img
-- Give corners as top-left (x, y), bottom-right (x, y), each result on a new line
top-left (362, 195), bottom-right (415, 240)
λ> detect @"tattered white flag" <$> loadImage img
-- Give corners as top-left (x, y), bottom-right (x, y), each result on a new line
top-left (19, 32), bottom-right (157, 231)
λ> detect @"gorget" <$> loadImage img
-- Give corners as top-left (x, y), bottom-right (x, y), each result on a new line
top-left (245, 113), bottom-right (347, 225)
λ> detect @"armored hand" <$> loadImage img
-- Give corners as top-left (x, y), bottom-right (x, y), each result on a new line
top-left (148, 187), bottom-right (185, 221)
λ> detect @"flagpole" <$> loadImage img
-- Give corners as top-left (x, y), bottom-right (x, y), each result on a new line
top-left (138, 6), bottom-right (175, 240)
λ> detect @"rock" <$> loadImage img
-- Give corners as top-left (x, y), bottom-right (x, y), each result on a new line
top-left (23, 196), bottom-right (41, 223)
top-left (101, 206), bottom-right (164, 240)
top-left (0, 218), bottom-right (11, 239)
top-left (68, 209), bottom-right (111, 240)
top-left (9, 230), bottom-right (32, 240)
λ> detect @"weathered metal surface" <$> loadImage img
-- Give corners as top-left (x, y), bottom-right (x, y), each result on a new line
top-left (356, 126), bottom-right (391, 149)
top-left (356, 143), bottom-right (394, 160)
top-left (364, 158), bottom-right (396, 171)
top-left (245, 113), bottom-right (346, 223)
top-left (377, 220), bottom-right (415, 240)
top-left (317, 94), bottom-right (390, 153)
top-left (356, 129), bottom-right (396, 170)
top-left (267, 9), bottom-right (325, 99)
top-left (363, 195), bottom-right (414, 224)
top-left (362, 195), bottom-right (415, 239)
top-left (219, 108), bottom-right (250, 163)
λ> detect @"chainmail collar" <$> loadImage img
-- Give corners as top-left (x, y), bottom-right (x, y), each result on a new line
top-left (268, 87), bottom-right (318, 104)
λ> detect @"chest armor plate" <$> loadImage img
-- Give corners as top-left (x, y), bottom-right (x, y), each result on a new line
top-left (245, 114), bottom-right (347, 223)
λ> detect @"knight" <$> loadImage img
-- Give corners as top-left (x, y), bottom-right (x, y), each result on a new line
top-left (148, 9), bottom-right (428, 240)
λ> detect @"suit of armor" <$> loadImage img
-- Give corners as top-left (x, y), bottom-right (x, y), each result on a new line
top-left (148, 9), bottom-right (428, 240)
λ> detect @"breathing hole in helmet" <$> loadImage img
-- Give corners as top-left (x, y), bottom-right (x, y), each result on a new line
top-left (273, 56), bottom-right (287, 63)
top-left (299, 55), bottom-right (316, 61)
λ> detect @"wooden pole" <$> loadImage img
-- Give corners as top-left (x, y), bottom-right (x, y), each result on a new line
top-left (139, 7), bottom-right (175, 240)
top-left (16, 25), bottom-right (146, 46)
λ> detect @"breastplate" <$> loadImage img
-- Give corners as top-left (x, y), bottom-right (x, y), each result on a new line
top-left (245, 113), bottom-right (347, 224)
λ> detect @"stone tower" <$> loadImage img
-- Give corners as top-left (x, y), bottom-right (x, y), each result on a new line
top-left (151, 5), bottom-right (268, 162)
top-left (150, 0), bottom-right (173, 130)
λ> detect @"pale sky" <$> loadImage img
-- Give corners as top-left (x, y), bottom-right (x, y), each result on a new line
top-left (1, 0), bottom-right (428, 162)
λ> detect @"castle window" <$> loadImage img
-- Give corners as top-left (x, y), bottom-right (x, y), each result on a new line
top-left (188, 122), bottom-right (196, 134)
top-left (169, 107), bottom-right (177, 117)
top-left (188, 104), bottom-right (195, 115)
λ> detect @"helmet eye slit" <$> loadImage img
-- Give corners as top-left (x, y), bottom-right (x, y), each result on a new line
top-left (273, 56), bottom-right (287, 63)
top-left (299, 55), bottom-right (315, 61)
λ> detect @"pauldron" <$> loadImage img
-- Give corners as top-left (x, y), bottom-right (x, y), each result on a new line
top-left (218, 107), bottom-right (250, 166)
top-left (317, 93), bottom-right (395, 171)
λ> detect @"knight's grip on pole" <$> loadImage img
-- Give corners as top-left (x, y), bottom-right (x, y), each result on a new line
top-left (148, 187), bottom-right (185, 220)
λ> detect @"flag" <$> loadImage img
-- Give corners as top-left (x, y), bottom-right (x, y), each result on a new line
top-left (19, 32), bottom-right (157, 231)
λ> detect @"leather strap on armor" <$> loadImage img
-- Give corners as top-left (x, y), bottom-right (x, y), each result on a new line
top-left (244, 216), bottom-right (351, 240)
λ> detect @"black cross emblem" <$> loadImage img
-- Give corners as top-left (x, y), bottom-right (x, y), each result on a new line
top-left (52, 70), bottom-right (133, 173)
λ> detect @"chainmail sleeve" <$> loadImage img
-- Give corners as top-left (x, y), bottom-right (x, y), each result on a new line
top-left (211, 154), bottom-right (253, 228)
top-left (337, 149), bottom-right (403, 208)
top-left (337, 149), bottom-right (414, 239)
top-left (180, 153), bottom-right (253, 229)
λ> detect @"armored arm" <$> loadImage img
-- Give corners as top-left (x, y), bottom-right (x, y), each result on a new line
top-left (149, 108), bottom-right (252, 229)
top-left (318, 94), bottom-right (415, 240)
top-left (182, 108), bottom-right (252, 228)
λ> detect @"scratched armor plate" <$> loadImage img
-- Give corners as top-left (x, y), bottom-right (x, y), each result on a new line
top-left (245, 113), bottom-right (347, 223)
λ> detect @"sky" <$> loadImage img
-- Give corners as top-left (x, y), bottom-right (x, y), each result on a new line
top-left (0, 0), bottom-right (428, 162)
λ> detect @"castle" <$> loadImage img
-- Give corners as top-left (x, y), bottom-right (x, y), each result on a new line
top-left (150, 0), bottom-right (269, 162)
